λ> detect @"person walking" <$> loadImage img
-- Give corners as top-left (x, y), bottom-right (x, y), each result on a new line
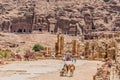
top-left (72, 57), bottom-right (77, 63)
top-left (63, 54), bottom-right (66, 64)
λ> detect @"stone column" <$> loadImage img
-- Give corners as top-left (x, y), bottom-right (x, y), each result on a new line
top-left (55, 34), bottom-right (61, 56)
top-left (72, 40), bottom-right (78, 56)
top-left (84, 42), bottom-right (91, 58)
top-left (58, 34), bottom-right (61, 55)
top-left (60, 36), bottom-right (64, 55)
top-left (55, 42), bottom-right (58, 55)
top-left (55, 34), bottom-right (64, 57)
top-left (45, 47), bottom-right (50, 57)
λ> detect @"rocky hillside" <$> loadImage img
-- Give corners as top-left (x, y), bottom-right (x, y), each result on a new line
top-left (0, 0), bottom-right (120, 27)
top-left (0, 0), bottom-right (47, 22)
top-left (0, 0), bottom-right (120, 36)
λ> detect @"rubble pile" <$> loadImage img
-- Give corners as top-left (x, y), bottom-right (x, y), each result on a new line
top-left (93, 60), bottom-right (111, 80)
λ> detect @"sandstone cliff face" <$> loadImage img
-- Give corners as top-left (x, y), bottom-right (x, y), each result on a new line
top-left (0, 0), bottom-right (120, 35)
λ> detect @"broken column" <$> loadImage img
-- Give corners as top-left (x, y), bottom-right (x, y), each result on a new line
top-left (44, 47), bottom-right (51, 57)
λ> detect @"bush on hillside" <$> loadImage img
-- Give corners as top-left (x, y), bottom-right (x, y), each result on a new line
top-left (32, 44), bottom-right (44, 52)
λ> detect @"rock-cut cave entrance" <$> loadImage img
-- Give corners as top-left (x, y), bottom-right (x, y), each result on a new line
top-left (17, 29), bottom-right (23, 33)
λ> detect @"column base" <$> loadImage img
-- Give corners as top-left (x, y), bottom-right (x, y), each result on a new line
top-left (56, 54), bottom-right (62, 57)
top-left (45, 54), bottom-right (51, 57)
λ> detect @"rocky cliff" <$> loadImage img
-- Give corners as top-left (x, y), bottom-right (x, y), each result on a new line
top-left (0, 0), bottom-right (120, 34)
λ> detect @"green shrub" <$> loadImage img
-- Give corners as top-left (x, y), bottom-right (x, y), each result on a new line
top-left (0, 50), bottom-right (8, 58)
top-left (32, 44), bottom-right (44, 52)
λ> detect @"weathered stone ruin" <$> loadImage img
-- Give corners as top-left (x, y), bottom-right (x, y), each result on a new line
top-left (82, 39), bottom-right (118, 60)
top-left (52, 32), bottom-right (118, 60)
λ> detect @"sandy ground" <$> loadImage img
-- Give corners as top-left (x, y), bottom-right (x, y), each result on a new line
top-left (0, 32), bottom-right (81, 53)
top-left (0, 60), bottom-right (102, 80)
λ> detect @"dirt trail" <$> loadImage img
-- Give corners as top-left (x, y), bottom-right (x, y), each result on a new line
top-left (0, 60), bottom-right (102, 80)
top-left (28, 60), bottom-right (102, 80)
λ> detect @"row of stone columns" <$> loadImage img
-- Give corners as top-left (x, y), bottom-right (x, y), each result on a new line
top-left (43, 35), bottom-right (117, 60)
top-left (55, 34), bottom-right (81, 57)
top-left (43, 35), bottom-right (117, 61)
